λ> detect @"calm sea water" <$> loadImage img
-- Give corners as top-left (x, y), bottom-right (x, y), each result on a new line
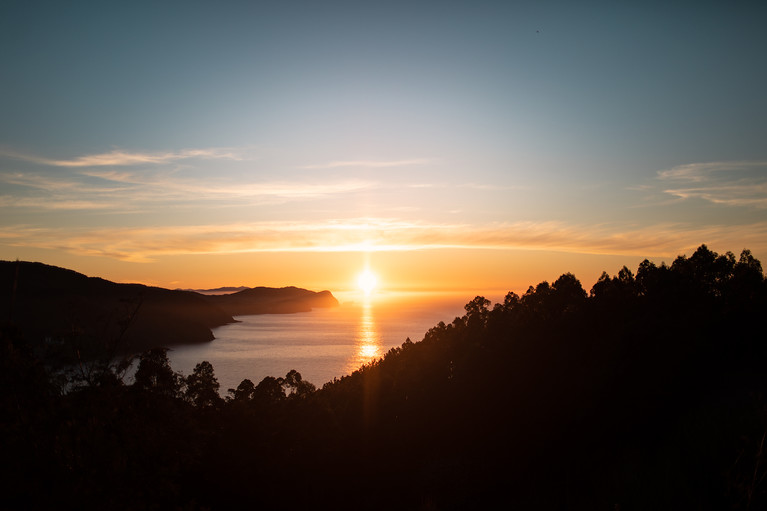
top-left (166, 292), bottom-right (491, 394)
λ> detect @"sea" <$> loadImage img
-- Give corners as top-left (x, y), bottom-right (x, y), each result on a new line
top-left (164, 291), bottom-right (500, 394)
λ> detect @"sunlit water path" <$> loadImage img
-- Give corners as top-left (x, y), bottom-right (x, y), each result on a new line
top-left (166, 292), bottom-right (483, 394)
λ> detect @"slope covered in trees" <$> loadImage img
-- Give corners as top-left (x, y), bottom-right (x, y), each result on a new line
top-left (2, 245), bottom-right (766, 510)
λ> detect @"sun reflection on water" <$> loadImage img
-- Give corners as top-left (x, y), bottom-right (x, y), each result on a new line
top-left (346, 299), bottom-right (382, 373)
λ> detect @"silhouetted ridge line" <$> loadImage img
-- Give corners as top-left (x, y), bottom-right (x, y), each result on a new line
top-left (203, 286), bottom-right (338, 316)
top-left (0, 261), bottom-right (337, 359)
top-left (182, 286), bottom-right (249, 295)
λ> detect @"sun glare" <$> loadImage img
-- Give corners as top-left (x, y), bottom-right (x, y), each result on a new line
top-left (357, 269), bottom-right (378, 295)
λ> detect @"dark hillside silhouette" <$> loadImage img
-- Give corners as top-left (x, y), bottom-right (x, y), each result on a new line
top-left (203, 286), bottom-right (338, 316)
top-left (186, 286), bottom-right (250, 295)
top-left (2, 245), bottom-right (766, 510)
top-left (0, 261), bottom-right (338, 363)
top-left (0, 261), bottom-right (235, 360)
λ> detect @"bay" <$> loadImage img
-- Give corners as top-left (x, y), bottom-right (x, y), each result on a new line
top-left (165, 292), bottom-right (484, 394)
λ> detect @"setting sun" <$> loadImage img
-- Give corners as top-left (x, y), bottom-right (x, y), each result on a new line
top-left (357, 269), bottom-right (378, 295)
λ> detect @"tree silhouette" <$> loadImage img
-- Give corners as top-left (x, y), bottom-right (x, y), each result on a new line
top-left (133, 347), bottom-right (181, 397)
top-left (282, 369), bottom-right (316, 398)
top-left (228, 378), bottom-right (256, 402)
top-left (254, 375), bottom-right (285, 404)
top-left (185, 360), bottom-right (221, 408)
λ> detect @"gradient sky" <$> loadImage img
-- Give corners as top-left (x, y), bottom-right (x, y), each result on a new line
top-left (2, 1), bottom-right (766, 297)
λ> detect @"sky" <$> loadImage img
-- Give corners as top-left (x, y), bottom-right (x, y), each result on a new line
top-left (1, 0), bottom-right (766, 299)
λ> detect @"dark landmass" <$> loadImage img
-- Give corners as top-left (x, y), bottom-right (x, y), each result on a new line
top-left (0, 261), bottom-right (337, 358)
top-left (203, 286), bottom-right (338, 316)
top-left (0, 261), bottom-right (234, 357)
top-left (2, 245), bottom-right (766, 510)
top-left (182, 286), bottom-right (249, 295)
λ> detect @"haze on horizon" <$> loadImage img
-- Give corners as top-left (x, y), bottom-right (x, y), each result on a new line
top-left (1, 1), bottom-right (766, 296)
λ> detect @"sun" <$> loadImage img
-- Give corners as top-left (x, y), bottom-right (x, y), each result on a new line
top-left (357, 269), bottom-right (378, 295)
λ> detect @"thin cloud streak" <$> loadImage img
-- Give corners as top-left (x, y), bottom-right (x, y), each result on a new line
top-left (663, 184), bottom-right (767, 208)
top-left (78, 172), bottom-right (376, 203)
top-left (299, 158), bottom-right (432, 169)
top-left (407, 182), bottom-right (529, 191)
top-left (657, 161), bottom-right (766, 181)
top-left (2, 159), bottom-right (520, 213)
top-left (1, 172), bottom-right (135, 194)
top-left (4, 219), bottom-right (766, 263)
top-left (0, 147), bottom-right (245, 167)
top-left (0, 168), bottom-right (376, 210)
top-left (657, 160), bottom-right (767, 208)
top-left (0, 196), bottom-right (114, 210)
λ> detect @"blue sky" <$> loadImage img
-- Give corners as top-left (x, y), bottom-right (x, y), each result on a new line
top-left (1, 0), bottom-right (766, 293)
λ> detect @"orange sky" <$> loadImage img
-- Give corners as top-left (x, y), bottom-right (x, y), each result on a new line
top-left (10, 245), bottom-right (724, 306)
top-left (2, 3), bottom-right (766, 302)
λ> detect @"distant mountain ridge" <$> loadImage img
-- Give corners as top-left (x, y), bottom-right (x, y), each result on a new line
top-left (182, 286), bottom-right (250, 295)
top-left (0, 261), bottom-right (337, 357)
top-left (204, 286), bottom-right (338, 316)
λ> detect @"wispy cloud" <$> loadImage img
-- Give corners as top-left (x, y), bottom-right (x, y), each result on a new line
top-left (2, 161), bottom-right (517, 212)
top-left (77, 170), bottom-right (376, 201)
top-left (0, 147), bottom-right (244, 167)
top-left (0, 166), bottom-right (376, 211)
top-left (657, 160), bottom-right (767, 208)
top-left (1, 171), bottom-right (133, 193)
top-left (0, 195), bottom-right (114, 210)
top-left (406, 182), bottom-right (528, 191)
top-left (299, 158), bottom-right (432, 169)
top-left (4, 218), bottom-right (766, 262)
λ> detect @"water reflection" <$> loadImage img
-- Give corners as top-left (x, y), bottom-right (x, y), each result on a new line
top-left (346, 299), bottom-right (382, 373)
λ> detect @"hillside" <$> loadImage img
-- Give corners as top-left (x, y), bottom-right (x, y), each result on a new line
top-left (203, 286), bottom-right (338, 316)
top-left (0, 261), bottom-right (336, 358)
top-left (0, 261), bottom-right (236, 357)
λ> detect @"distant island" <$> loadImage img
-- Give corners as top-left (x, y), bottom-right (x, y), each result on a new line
top-left (0, 260), bottom-right (338, 358)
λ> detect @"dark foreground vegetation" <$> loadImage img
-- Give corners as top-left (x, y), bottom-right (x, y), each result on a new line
top-left (2, 245), bottom-right (767, 510)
